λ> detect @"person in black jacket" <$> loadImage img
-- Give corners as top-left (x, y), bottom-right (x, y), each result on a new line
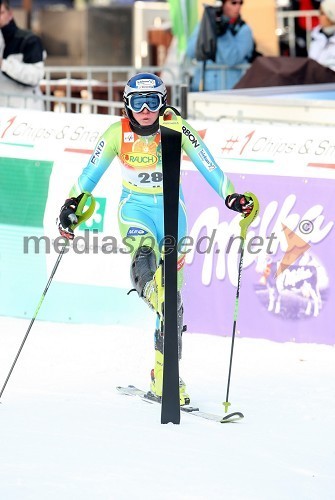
top-left (0, 0), bottom-right (45, 109)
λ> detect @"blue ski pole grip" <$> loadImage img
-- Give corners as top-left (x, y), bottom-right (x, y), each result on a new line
top-left (239, 192), bottom-right (260, 240)
top-left (71, 192), bottom-right (96, 230)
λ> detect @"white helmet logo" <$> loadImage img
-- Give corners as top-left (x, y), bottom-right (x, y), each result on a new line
top-left (135, 79), bottom-right (156, 90)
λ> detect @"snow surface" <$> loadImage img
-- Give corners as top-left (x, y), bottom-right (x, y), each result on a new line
top-left (0, 315), bottom-right (334, 500)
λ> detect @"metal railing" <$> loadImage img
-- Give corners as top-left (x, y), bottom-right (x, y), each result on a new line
top-left (182, 62), bottom-right (251, 92)
top-left (41, 65), bottom-right (183, 114)
top-left (0, 65), bottom-right (186, 115)
top-left (276, 9), bottom-right (319, 56)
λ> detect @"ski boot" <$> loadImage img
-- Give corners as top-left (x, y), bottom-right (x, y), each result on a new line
top-left (130, 246), bottom-right (163, 318)
top-left (178, 377), bottom-right (191, 406)
top-left (143, 263), bottom-right (164, 318)
top-left (149, 350), bottom-right (191, 406)
top-left (149, 349), bottom-right (164, 399)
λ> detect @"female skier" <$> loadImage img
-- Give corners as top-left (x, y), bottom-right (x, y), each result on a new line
top-left (57, 72), bottom-right (254, 405)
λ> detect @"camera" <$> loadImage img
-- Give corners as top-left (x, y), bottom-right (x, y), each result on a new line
top-left (216, 11), bottom-right (231, 36)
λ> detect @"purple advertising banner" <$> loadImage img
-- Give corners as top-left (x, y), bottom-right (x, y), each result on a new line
top-left (1, 107), bottom-right (333, 341)
top-left (181, 170), bottom-right (334, 345)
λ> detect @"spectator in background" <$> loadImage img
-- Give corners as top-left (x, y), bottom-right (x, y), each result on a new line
top-left (291, 0), bottom-right (321, 57)
top-left (309, 0), bottom-right (335, 69)
top-left (186, 0), bottom-right (255, 91)
top-left (0, 0), bottom-right (45, 109)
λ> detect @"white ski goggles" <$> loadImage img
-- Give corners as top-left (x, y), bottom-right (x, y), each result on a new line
top-left (127, 93), bottom-right (164, 113)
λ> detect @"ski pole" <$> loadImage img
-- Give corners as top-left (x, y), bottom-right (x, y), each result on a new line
top-left (0, 193), bottom-right (96, 401)
top-left (223, 192), bottom-right (260, 413)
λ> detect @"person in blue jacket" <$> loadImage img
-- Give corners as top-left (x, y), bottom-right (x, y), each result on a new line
top-left (186, 0), bottom-right (255, 91)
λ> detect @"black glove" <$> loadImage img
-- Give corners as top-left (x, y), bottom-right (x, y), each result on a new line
top-left (225, 193), bottom-right (253, 215)
top-left (58, 195), bottom-right (82, 240)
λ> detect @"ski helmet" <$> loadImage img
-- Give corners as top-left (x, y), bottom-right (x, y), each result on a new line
top-left (123, 73), bottom-right (167, 134)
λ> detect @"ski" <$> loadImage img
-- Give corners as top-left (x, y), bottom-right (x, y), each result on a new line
top-left (116, 385), bottom-right (244, 424)
top-left (159, 106), bottom-right (183, 425)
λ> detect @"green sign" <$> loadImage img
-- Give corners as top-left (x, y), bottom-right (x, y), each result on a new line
top-left (0, 157), bottom-right (53, 227)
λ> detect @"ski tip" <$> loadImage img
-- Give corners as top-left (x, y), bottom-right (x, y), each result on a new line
top-left (160, 105), bottom-right (180, 119)
top-left (159, 107), bottom-right (181, 129)
top-left (220, 412), bottom-right (244, 423)
top-left (163, 110), bottom-right (174, 121)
